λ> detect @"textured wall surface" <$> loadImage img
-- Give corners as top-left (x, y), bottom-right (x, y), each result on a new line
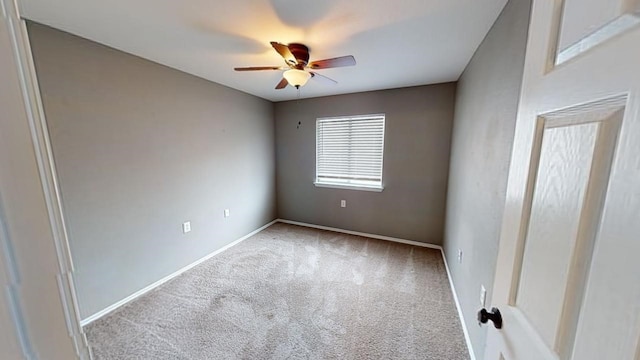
top-left (28, 22), bottom-right (277, 319)
top-left (443, 0), bottom-right (531, 357)
top-left (275, 84), bottom-right (456, 244)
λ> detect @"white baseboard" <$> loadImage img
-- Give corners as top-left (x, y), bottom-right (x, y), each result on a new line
top-left (80, 218), bottom-right (477, 360)
top-left (277, 218), bottom-right (476, 359)
top-left (79, 219), bottom-right (278, 326)
top-left (276, 219), bottom-right (443, 250)
top-left (441, 249), bottom-right (477, 360)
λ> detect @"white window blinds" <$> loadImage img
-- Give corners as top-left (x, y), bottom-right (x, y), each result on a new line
top-left (316, 114), bottom-right (385, 189)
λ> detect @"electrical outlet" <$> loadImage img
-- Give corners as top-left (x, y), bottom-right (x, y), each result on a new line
top-left (182, 221), bottom-right (191, 234)
top-left (480, 285), bottom-right (487, 307)
top-left (457, 249), bottom-right (463, 264)
top-left (340, 200), bottom-right (346, 208)
top-left (224, 209), bottom-right (230, 218)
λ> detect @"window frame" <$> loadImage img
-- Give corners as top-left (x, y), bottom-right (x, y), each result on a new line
top-left (314, 114), bottom-right (386, 192)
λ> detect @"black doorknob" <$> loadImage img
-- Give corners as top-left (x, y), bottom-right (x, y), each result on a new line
top-left (477, 307), bottom-right (503, 329)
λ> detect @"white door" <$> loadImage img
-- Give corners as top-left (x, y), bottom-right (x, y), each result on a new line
top-left (485, 1), bottom-right (640, 360)
top-left (0, 5), bottom-right (29, 358)
top-left (0, 245), bottom-right (23, 360)
top-left (1, 0), bottom-right (90, 358)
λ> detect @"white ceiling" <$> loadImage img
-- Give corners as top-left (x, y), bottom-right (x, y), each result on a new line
top-left (19, 0), bottom-right (507, 102)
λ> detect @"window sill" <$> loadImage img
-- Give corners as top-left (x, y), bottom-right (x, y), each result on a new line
top-left (314, 182), bottom-right (384, 192)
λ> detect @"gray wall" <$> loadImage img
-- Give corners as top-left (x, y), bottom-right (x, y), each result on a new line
top-left (28, 23), bottom-right (277, 320)
top-left (443, 0), bottom-right (531, 357)
top-left (275, 84), bottom-right (456, 244)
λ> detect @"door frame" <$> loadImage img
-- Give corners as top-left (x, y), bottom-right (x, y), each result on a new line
top-left (1, 0), bottom-right (89, 358)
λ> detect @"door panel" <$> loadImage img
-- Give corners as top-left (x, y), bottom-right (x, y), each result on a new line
top-left (512, 99), bottom-right (624, 359)
top-left (486, 0), bottom-right (640, 359)
top-left (556, 0), bottom-right (640, 64)
top-left (516, 122), bottom-right (598, 351)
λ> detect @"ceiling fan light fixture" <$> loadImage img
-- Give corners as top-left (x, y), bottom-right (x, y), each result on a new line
top-left (283, 69), bottom-right (311, 88)
top-left (234, 42), bottom-right (354, 90)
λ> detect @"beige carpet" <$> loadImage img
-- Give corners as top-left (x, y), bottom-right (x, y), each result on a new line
top-left (85, 223), bottom-right (469, 359)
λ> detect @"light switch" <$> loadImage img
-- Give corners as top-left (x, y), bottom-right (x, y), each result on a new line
top-left (182, 221), bottom-right (191, 234)
top-left (340, 200), bottom-right (346, 208)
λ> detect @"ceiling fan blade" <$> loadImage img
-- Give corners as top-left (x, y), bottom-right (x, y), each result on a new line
top-left (234, 66), bottom-right (282, 71)
top-left (275, 78), bottom-right (289, 89)
top-left (308, 55), bottom-right (356, 69)
top-left (310, 71), bottom-right (337, 85)
top-left (270, 42), bottom-right (297, 66)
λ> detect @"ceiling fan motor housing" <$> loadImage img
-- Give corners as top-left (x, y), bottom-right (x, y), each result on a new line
top-left (288, 43), bottom-right (310, 66)
top-left (233, 41), bottom-right (355, 89)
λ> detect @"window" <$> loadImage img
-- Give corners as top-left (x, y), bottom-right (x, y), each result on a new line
top-left (315, 114), bottom-right (385, 191)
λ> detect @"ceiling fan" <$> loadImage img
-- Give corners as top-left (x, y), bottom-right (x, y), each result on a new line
top-left (234, 42), bottom-right (356, 90)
